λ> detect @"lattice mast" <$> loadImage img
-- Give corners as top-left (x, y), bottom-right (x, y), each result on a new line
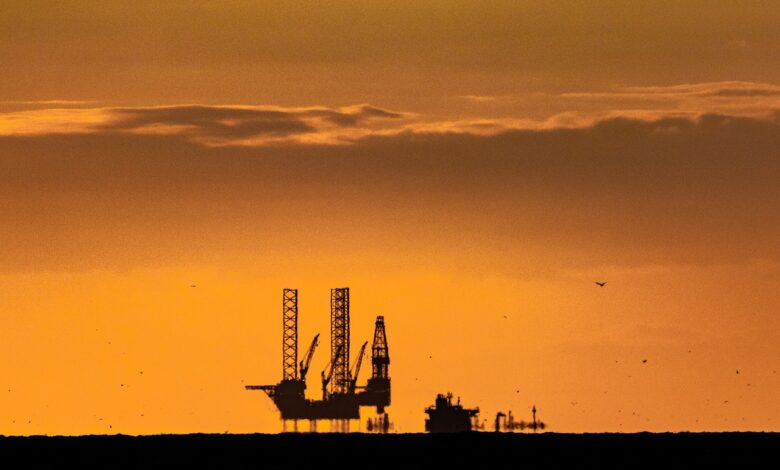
top-left (371, 316), bottom-right (389, 380)
top-left (330, 288), bottom-right (350, 394)
top-left (282, 288), bottom-right (298, 381)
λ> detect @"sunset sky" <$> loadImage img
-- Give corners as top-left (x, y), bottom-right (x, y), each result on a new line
top-left (1, 1), bottom-right (778, 435)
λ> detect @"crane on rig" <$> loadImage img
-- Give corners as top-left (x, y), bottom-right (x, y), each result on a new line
top-left (348, 341), bottom-right (368, 394)
top-left (321, 344), bottom-right (343, 400)
top-left (299, 334), bottom-right (319, 382)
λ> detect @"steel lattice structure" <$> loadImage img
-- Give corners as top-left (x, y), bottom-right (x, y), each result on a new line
top-left (371, 316), bottom-right (389, 380)
top-left (282, 288), bottom-right (298, 381)
top-left (330, 288), bottom-right (350, 394)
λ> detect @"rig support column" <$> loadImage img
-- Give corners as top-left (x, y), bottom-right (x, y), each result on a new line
top-left (282, 288), bottom-right (298, 381)
top-left (330, 288), bottom-right (350, 394)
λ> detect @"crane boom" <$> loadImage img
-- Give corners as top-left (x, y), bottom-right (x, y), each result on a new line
top-left (349, 341), bottom-right (368, 394)
top-left (299, 333), bottom-right (320, 382)
top-left (321, 344), bottom-right (343, 399)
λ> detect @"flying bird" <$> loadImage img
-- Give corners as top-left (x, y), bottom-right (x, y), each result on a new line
top-left (642, 359), bottom-right (648, 363)
top-left (190, 285), bottom-right (197, 288)
top-left (596, 282), bottom-right (607, 287)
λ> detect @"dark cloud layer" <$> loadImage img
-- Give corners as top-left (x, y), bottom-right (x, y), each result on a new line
top-left (1, 111), bottom-right (778, 273)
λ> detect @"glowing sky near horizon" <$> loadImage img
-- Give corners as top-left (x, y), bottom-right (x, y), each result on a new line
top-left (1, 1), bottom-right (778, 435)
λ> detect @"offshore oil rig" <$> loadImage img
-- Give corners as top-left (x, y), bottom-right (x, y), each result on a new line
top-left (246, 288), bottom-right (391, 431)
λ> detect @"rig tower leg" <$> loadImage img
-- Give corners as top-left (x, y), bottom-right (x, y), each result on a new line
top-left (282, 288), bottom-right (298, 381)
top-left (330, 288), bottom-right (350, 394)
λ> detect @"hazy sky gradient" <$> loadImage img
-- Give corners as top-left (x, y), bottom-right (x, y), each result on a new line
top-left (1, 1), bottom-right (778, 434)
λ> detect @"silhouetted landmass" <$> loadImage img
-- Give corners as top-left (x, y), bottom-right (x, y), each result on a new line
top-left (0, 433), bottom-right (775, 469)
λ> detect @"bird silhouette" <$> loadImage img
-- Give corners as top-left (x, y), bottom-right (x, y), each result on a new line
top-left (596, 281), bottom-right (607, 287)
top-left (642, 359), bottom-right (648, 363)
top-left (190, 285), bottom-right (197, 288)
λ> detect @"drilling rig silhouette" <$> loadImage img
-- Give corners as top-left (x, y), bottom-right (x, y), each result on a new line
top-left (246, 288), bottom-right (391, 431)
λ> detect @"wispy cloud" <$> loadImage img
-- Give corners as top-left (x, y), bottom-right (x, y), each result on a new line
top-left (610, 81), bottom-right (780, 98)
top-left (460, 81), bottom-right (780, 117)
top-left (0, 103), bottom-right (408, 146)
top-left (0, 100), bottom-right (100, 106)
top-left (2, 83), bottom-right (780, 146)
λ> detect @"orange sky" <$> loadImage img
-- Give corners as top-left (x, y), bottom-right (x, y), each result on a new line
top-left (1, 1), bottom-right (778, 435)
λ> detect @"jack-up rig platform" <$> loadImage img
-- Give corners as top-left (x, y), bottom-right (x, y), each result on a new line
top-left (245, 288), bottom-right (391, 431)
